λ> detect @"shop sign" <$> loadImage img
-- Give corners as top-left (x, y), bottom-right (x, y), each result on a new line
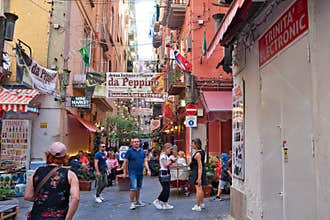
top-left (71, 96), bottom-right (90, 108)
top-left (259, 0), bottom-right (309, 66)
top-left (106, 72), bottom-right (165, 100)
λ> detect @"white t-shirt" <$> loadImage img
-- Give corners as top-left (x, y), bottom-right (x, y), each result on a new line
top-left (159, 153), bottom-right (170, 171)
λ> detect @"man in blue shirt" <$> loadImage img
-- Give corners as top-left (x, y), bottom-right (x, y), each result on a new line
top-left (123, 137), bottom-right (151, 210)
top-left (94, 143), bottom-right (107, 203)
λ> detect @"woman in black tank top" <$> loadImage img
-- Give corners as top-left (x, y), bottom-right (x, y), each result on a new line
top-left (24, 142), bottom-right (80, 220)
top-left (189, 138), bottom-right (206, 211)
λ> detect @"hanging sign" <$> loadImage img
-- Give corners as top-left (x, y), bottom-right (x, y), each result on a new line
top-left (71, 96), bottom-right (90, 108)
top-left (259, 0), bottom-right (309, 66)
top-left (29, 60), bottom-right (58, 94)
top-left (106, 72), bottom-right (165, 99)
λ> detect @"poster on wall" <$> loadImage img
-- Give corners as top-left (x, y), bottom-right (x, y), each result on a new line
top-left (0, 120), bottom-right (31, 168)
top-left (232, 79), bottom-right (245, 180)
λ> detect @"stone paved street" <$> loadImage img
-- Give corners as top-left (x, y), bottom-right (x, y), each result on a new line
top-left (17, 176), bottom-right (230, 220)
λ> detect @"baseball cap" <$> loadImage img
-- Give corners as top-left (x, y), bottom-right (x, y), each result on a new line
top-left (221, 153), bottom-right (229, 161)
top-left (48, 142), bottom-right (67, 157)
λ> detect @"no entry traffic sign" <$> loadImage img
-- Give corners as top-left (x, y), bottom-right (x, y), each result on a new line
top-left (186, 104), bottom-right (197, 115)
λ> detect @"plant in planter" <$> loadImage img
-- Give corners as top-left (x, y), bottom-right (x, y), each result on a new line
top-left (204, 162), bottom-right (217, 197)
top-left (0, 185), bottom-right (15, 201)
top-left (77, 167), bottom-right (93, 191)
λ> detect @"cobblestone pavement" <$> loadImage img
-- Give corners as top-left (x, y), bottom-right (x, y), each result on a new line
top-left (17, 176), bottom-right (230, 220)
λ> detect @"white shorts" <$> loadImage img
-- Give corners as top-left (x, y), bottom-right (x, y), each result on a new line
top-left (218, 180), bottom-right (230, 189)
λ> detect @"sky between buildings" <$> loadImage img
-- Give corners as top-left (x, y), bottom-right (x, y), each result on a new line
top-left (135, 0), bottom-right (155, 61)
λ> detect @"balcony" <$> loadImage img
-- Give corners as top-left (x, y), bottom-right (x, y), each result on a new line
top-left (162, 0), bottom-right (186, 30)
top-left (167, 68), bottom-right (185, 95)
top-left (73, 73), bottom-right (86, 89)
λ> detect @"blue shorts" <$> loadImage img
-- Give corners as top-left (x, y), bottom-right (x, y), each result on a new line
top-left (129, 174), bottom-right (143, 190)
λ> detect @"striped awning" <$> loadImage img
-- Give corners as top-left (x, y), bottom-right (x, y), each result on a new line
top-left (0, 88), bottom-right (39, 112)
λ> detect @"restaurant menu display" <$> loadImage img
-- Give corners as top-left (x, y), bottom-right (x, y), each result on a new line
top-left (232, 79), bottom-right (245, 180)
top-left (1, 119), bottom-right (30, 168)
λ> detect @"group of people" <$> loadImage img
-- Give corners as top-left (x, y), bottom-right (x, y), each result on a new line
top-left (121, 137), bottom-right (207, 211)
top-left (23, 138), bottom-right (231, 219)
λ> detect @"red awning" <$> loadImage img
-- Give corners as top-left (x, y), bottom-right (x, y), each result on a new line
top-left (66, 109), bottom-right (98, 133)
top-left (201, 91), bottom-right (232, 121)
top-left (207, 0), bottom-right (251, 59)
top-left (0, 88), bottom-right (39, 112)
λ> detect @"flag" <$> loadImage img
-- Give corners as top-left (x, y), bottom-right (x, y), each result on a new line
top-left (202, 31), bottom-right (207, 56)
top-left (79, 44), bottom-right (90, 66)
top-left (173, 50), bottom-right (192, 72)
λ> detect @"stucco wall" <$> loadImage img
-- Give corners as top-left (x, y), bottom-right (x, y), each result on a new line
top-left (310, 1), bottom-right (330, 219)
top-left (231, 0), bottom-right (321, 219)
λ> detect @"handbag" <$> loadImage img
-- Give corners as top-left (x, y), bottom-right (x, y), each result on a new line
top-left (26, 166), bottom-right (60, 220)
top-left (159, 170), bottom-right (171, 182)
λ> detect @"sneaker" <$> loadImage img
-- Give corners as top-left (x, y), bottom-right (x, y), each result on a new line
top-left (213, 196), bottom-right (223, 201)
top-left (130, 203), bottom-right (136, 210)
top-left (153, 199), bottom-right (163, 209)
top-left (192, 204), bottom-right (202, 212)
top-left (95, 197), bottom-right (102, 203)
top-left (135, 201), bottom-right (146, 207)
top-left (201, 203), bottom-right (205, 209)
top-left (100, 195), bottom-right (105, 201)
top-left (163, 203), bottom-right (174, 210)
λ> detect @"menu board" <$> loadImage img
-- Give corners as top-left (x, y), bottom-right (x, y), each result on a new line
top-left (232, 79), bottom-right (245, 180)
top-left (1, 120), bottom-right (30, 168)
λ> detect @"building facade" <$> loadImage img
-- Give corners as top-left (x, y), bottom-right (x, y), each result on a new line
top-left (0, 0), bottom-right (129, 166)
top-left (207, 0), bottom-right (330, 219)
top-left (157, 0), bottom-right (233, 159)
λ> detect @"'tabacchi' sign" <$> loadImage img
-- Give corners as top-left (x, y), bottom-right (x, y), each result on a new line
top-left (259, 0), bottom-right (309, 67)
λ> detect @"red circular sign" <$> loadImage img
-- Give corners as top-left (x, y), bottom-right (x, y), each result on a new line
top-left (186, 104), bottom-right (197, 115)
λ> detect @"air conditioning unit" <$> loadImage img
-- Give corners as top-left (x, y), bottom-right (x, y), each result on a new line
top-left (198, 19), bottom-right (204, 25)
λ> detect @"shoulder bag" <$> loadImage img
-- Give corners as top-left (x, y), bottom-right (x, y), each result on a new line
top-left (159, 170), bottom-right (171, 182)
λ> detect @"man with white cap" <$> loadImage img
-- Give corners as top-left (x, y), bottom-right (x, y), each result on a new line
top-left (24, 142), bottom-right (80, 220)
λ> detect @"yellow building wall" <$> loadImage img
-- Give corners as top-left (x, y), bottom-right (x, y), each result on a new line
top-left (7, 0), bottom-right (51, 80)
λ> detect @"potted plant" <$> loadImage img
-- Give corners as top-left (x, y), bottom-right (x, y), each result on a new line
top-left (77, 167), bottom-right (93, 191)
top-left (0, 185), bottom-right (15, 201)
top-left (204, 162), bottom-right (217, 197)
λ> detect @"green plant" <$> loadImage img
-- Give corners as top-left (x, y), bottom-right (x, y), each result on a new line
top-left (77, 167), bottom-right (93, 181)
top-left (105, 115), bottom-right (138, 146)
top-left (0, 185), bottom-right (15, 201)
top-left (205, 162), bottom-right (217, 185)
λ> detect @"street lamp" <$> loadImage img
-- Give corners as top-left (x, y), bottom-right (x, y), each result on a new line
top-left (0, 12), bottom-right (18, 78)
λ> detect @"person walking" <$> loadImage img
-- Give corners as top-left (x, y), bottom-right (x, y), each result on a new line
top-left (94, 143), bottom-right (108, 203)
top-left (189, 138), bottom-right (206, 211)
top-left (214, 153), bottom-right (232, 200)
top-left (24, 142), bottom-right (80, 220)
top-left (122, 137), bottom-right (151, 210)
top-left (153, 143), bottom-right (176, 210)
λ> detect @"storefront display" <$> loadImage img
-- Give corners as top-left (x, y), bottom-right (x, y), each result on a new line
top-left (0, 119), bottom-right (31, 168)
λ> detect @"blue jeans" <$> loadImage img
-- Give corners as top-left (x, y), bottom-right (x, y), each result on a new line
top-left (129, 174), bottom-right (143, 190)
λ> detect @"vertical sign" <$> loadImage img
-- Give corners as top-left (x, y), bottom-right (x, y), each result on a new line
top-left (232, 78), bottom-right (245, 180)
top-left (1, 120), bottom-right (30, 168)
top-left (259, 0), bottom-right (309, 66)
